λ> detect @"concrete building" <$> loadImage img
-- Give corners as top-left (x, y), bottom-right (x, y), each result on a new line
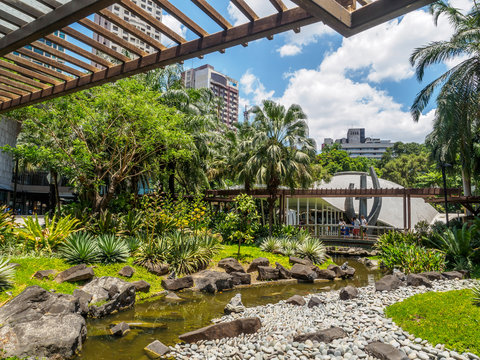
top-left (0, 118), bottom-right (18, 206)
top-left (323, 128), bottom-right (393, 159)
top-left (182, 65), bottom-right (239, 127)
top-left (93, 0), bottom-right (162, 54)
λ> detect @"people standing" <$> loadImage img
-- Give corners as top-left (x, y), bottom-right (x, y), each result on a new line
top-left (352, 217), bottom-right (360, 237)
top-left (360, 215), bottom-right (368, 240)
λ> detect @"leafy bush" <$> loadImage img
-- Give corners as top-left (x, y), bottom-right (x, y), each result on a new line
top-left (59, 232), bottom-right (100, 264)
top-left (473, 282), bottom-right (480, 306)
top-left (126, 236), bottom-right (142, 255)
top-left (134, 236), bottom-right (169, 267)
top-left (0, 206), bottom-right (15, 245)
top-left (296, 235), bottom-right (326, 265)
top-left (87, 210), bottom-right (123, 236)
top-left (97, 234), bottom-right (129, 264)
top-left (120, 210), bottom-right (143, 237)
top-left (377, 231), bottom-right (446, 273)
top-left (260, 237), bottom-right (281, 253)
top-left (16, 214), bottom-right (80, 253)
top-left (0, 258), bottom-right (15, 291)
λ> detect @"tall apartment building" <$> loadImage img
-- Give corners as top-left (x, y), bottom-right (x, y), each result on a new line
top-left (182, 65), bottom-right (239, 127)
top-left (93, 0), bottom-right (162, 55)
top-left (323, 128), bottom-right (393, 159)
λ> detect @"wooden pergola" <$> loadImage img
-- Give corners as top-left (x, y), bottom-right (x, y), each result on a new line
top-left (0, 0), bottom-right (433, 113)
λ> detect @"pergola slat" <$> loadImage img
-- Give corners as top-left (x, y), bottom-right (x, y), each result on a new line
top-left (269, 0), bottom-right (288, 12)
top-left (0, 0), bottom-right (45, 18)
top-left (153, 0), bottom-right (208, 37)
top-left (0, 23), bottom-right (15, 35)
top-left (192, 0), bottom-right (232, 30)
top-left (36, 0), bottom-right (61, 9)
top-left (0, 9), bottom-right (29, 27)
top-left (0, 83), bottom-right (29, 96)
top-left (0, 59), bottom-right (62, 85)
top-left (0, 89), bottom-right (20, 99)
top-left (0, 76), bottom-right (38, 92)
top-left (4, 53), bottom-right (74, 81)
top-left (230, 0), bottom-right (259, 22)
top-left (0, 69), bottom-right (50, 89)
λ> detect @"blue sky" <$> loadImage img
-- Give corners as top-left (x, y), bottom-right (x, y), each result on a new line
top-left (174, 0), bottom-right (472, 145)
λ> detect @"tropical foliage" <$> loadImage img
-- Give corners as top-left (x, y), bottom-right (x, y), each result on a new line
top-left (0, 258), bottom-right (15, 291)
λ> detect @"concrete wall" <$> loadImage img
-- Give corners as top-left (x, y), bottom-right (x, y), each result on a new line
top-left (0, 118), bottom-right (17, 191)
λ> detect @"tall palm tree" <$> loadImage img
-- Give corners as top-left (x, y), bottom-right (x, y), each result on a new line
top-left (410, 1), bottom-right (480, 195)
top-left (247, 100), bottom-right (316, 234)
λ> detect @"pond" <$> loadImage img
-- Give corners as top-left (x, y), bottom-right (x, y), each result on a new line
top-left (78, 257), bottom-right (383, 360)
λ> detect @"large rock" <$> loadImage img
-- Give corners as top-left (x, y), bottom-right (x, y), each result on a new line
top-left (327, 265), bottom-right (346, 278)
top-left (55, 264), bottom-right (94, 283)
top-left (132, 280), bottom-right (151, 293)
top-left (365, 342), bottom-right (409, 360)
top-left (407, 274), bottom-right (432, 288)
top-left (442, 271), bottom-right (464, 280)
top-left (110, 322), bottom-right (130, 337)
top-left (289, 256), bottom-right (312, 266)
top-left (118, 266), bottom-right (135, 278)
top-left (339, 286), bottom-right (359, 300)
top-left (81, 276), bottom-right (136, 318)
top-left (161, 276), bottom-right (194, 291)
top-left (218, 258), bottom-right (245, 273)
top-left (358, 257), bottom-right (379, 269)
top-left (73, 289), bottom-right (93, 316)
top-left (290, 264), bottom-right (317, 282)
top-left (143, 261), bottom-right (169, 276)
top-left (256, 266), bottom-right (280, 281)
top-left (230, 272), bottom-right (251, 286)
top-left (375, 274), bottom-right (403, 292)
top-left (247, 257), bottom-right (269, 273)
top-left (32, 269), bottom-right (56, 280)
top-left (419, 271), bottom-right (443, 281)
top-left (224, 293), bottom-right (245, 314)
top-left (179, 317), bottom-right (261, 343)
top-left (286, 295), bottom-right (306, 306)
top-left (144, 340), bottom-right (170, 358)
top-left (294, 327), bottom-right (347, 343)
top-left (275, 262), bottom-right (292, 279)
top-left (307, 297), bottom-right (323, 308)
top-left (0, 286), bottom-right (86, 359)
top-left (194, 270), bottom-right (234, 293)
top-left (313, 268), bottom-right (336, 281)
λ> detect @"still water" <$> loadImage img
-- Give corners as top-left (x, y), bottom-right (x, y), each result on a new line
top-left (78, 257), bottom-right (382, 360)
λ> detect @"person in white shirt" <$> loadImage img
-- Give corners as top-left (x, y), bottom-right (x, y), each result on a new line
top-left (360, 215), bottom-right (368, 240)
top-left (352, 217), bottom-right (360, 237)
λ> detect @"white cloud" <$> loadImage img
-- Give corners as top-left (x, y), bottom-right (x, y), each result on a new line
top-left (277, 22), bottom-right (335, 57)
top-left (240, 70), bottom-right (275, 106)
top-left (161, 14), bottom-right (186, 46)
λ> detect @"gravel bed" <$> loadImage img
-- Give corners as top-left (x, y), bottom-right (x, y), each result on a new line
top-left (166, 279), bottom-right (478, 360)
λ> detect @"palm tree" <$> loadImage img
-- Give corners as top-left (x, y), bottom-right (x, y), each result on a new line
top-left (410, 1), bottom-right (480, 195)
top-left (247, 100), bottom-right (316, 234)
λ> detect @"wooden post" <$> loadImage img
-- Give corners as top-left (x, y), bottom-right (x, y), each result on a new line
top-left (407, 194), bottom-right (412, 230)
top-left (286, 197), bottom-right (289, 225)
top-left (297, 197), bottom-right (300, 227)
top-left (315, 198), bottom-right (318, 237)
top-left (403, 193), bottom-right (407, 231)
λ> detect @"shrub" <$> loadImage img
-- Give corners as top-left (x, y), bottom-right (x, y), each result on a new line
top-left (0, 206), bottom-right (15, 245)
top-left (87, 210), bottom-right (123, 236)
top-left (97, 234), bottom-right (129, 264)
top-left (296, 235), bottom-right (326, 265)
top-left (473, 282), bottom-right (480, 306)
top-left (134, 236), bottom-right (169, 267)
top-left (120, 210), bottom-right (143, 237)
top-left (0, 258), bottom-right (15, 291)
top-left (260, 237), bottom-right (281, 253)
top-left (16, 214), bottom-right (80, 253)
top-left (126, 236), bottom-right (142, 255)
top-left (59, 232), bottom-right (100, 264)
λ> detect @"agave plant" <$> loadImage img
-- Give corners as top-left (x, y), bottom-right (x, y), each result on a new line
top-left (260, 237), bottom-right (281, 253)
top-left (0, 258), bottom-right (15, 291)
top-left (120, 210), bottom-right (144, 237)
top-left (473, 282), bottom-right (480, 306)
top-left (279, 237), bottom-right (298, 257)
top-left (59, 232), bottom-right (100, 264)
top-left (16, 214), bottom-right (80, 253)
top-left (97, 234), bottom-right (129, 264)
top-left (134, 236), bottom-right (169, 267)
top-left (296, 236), bottom-right (326, 264)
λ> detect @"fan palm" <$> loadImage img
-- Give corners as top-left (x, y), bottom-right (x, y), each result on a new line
top-left (410, 1), bottom-right (480, 195)
top-left (247, 100), bottom-right (316, 234)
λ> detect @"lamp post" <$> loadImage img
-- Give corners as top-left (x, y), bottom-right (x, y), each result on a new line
top-left (441, 163), bottom-right (451, 227)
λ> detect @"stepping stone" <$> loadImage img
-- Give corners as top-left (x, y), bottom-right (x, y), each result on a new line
top-left (110, 322), bottom-right (130, 337)
top-left (294, 327), bottom-right (347, 343)
top-left (365, 341), bottom-right (408, 360)
top-left (144, 340), bottom-right (170, 358)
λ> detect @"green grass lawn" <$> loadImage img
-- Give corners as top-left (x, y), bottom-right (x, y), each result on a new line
top-left (386, 290), bottom-right (480, 355)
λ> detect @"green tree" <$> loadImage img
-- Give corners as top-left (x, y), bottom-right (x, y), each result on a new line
top-left (316, 144), bottom-right (380, 176)
top-left (247, 100), bottom-right (316, 234)
top-left (381, 153), bottom-right (430, 187)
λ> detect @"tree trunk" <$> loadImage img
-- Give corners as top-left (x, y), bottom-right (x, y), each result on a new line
top-left (461, 168), bottom-right (472, 197)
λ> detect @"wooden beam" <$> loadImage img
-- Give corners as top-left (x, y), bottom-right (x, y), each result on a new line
top-left (0, 23), bottom-right (15, 35)
top-left (119, 0), bottom-right (186, 44)
top-left (230, 0), bottom-right (259, 22)
top-left (0, 59), bottom-right (62, 85)
top-left (192, 0), bottom-right (232, 30)
top-left (0, 0), bottom-right (118, 57)
top-left (36, 0), bottom-right (62, 9)
top-left (0, 89), bottom-right (19, 99)
top-left (0, 69), bottom-right (49, 89)
top-left (4, 53), bottom-right (73, 82)
top-left (0, 7), bottom-right (316, 112)
top-left (290, 0), bottom-right (351, 34)
top-left (0, 76), bottom-right (41, 92)
top-left (0, 83), bottom-right (28, 96)
top-left (153, 0), bottom-right (208, 37)
top-left (0, 0), bottom-right (45, 18)
top-left (269, 0), bottom-right (288, 12)
top-left (0, 9), bottom-right (29, 27)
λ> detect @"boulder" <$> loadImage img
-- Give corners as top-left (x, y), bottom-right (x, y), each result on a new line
top-left (289, 256), bottom-right (312, 266)
top-left (81, 276), bottom-right (136, 318)
top-left (327, 265), bottom-right (346, 278)
top-left (286, 295), bottom-right (306, 306)
top-left (313, 268), bottom-right (336, 281)
top-left (358, 257), bottom-right (379, 269)
top-left (164, 292), bottom-right (183, 302)
top-left (365, 342), bottom-right (409, 360)
top-left (161, 276), bottom-right (194, 291)
top-left (442, 271), bottom-right (464, 280)
top-left (144, 340), bottom-right (170, 358)
top-left (230, 272), bottom-right (251, 286)
top-left (0, 286), bottom-right (86, 360)
top-left (118, 266), bottom-right (135, 278)
top-left (343, 266), bottom-right (356, 278)
top-left (375, 274), bottom-right (403, 292)
top-left (339, 285), bottom-right (359, 300)
top-left (407, 274), bottom-right (432, 288)
top-left (143, 261), bottom-right (169, 276)
top-left (247, 257), bottom-right (270, 273)
top-left (32, 269), bottom-right (56, 280)
top-left (294, 327), bottom-right (347, 343)
top-left (132, 280), bottom-right (151, 293)
top-left (179, 317), bottom-right (261, 343)
top-left (393, 268), bottom-right (407, 281)
top-left (55, 264), bottom-right (94, 283)
top-left (256, 266), bottom-right (280, 281)
top-left (224, 293), bottom-right (245, 314)
top-left (110, 322), bottom-right (130, 337)
top-left (275, 262), bottom-right (292, 279)
top-left (218, 258), bottom-right (245, 273)
top-left (307, 296), bottom-right (323, 308)
top-left (73, 289), bottom-right (93, 316)
top-left (194, 270), bottom-right (234, 293)
top-left (290, 264), bottom-right (317, 282)
top-left (419, 271), bottom-right (443, 281)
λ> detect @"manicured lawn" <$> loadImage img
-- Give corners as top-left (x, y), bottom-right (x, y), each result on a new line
top-left (386, 290), bottom-right (480, 355)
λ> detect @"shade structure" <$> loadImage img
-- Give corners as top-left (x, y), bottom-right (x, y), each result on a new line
top-left (0, 0), bottom-right (434, 113)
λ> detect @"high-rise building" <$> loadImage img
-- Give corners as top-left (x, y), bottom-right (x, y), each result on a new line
top-left (323, 128), bottom-right (393, 159)
top-left (182, 65), bottom-right (239, 127)
top-left (93, 0), bottom-right (162, 55)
